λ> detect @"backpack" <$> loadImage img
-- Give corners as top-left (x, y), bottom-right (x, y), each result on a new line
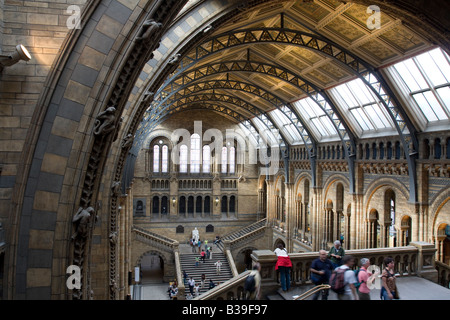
top-left (329, 268), bottom-right (351, 294)
top-left (354, 268), bottom-right (366, 291)
top-left (244, 274), bottom-right (256, 293)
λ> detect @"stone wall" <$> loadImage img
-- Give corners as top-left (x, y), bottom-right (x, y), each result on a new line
top-left (130, 109), bottom-right (260, 242)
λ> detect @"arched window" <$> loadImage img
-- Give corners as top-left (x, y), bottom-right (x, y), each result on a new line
top-left (229, 147), bottom-right (235, 174)
top-left (447, 138), bottom-right (450, 159)
top-left (153, 145), bottom-right (160, 173)
top-left (190, 134), bottom-right (201, 173)
top-left (161, 145), bottom-right (168, 173)
top-left (385, 190), bottom-right (397, 247)
top-left (434, 138), bottom-right (442, 159)
top-left (180, 145), bottom-right (188, 173)
top-left (203, 145), bottom-right (211, 173)
top-left (395, 141), bottom-right (401, 159)
top-left (221, 146), bottom-right (227, 173)
top-left (387, 142), bottom-right (393, 159)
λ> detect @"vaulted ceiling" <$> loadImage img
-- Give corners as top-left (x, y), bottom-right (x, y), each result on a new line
top-left (130, 0), bottom-right (443, 152)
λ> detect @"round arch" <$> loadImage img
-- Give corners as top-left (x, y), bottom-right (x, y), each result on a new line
top-left (273, 238), bottom-right (286, 251)
top-left (6, 0), bottom-right (450, 301)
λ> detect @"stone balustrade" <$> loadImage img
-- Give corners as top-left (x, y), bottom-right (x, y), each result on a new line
top-left (435, 260), bottom-right (450, 289)
top-left (132, 226), bottom-right (179, 256)
top-left (197, 241), bottom-right (439, 300)
top-left (195, 270), bottom-right (250, 300)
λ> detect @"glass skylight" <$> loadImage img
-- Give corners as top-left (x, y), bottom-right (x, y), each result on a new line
top-left (292, 97), bottom-right (338, 140)
top-left (269, 109), bottom-right (303, 144)
top-left (329, 78), bottom-right (393, 134)
top-left (252, 117), bottom-right (280, 146)
top-left (238, 122), bottom-right (259, 147)
top-left (390, 47), bottom-right (450, 123)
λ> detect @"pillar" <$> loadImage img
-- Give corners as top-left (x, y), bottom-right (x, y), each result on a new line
top-left (285, 182), bottom-right (295, 252)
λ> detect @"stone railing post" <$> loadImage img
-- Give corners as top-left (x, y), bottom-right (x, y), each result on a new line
top-left (174, 244), bottom-right (185, 300)
top-left (250, 250), bottom-right (278, 297)
top-left (409, 241), bottom-right (438, 283)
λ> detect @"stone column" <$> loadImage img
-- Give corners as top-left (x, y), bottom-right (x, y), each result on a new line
top-left (312, 187), bottom-right (322, 250)
top-left (285, 182), bottom-right (295, 252)
top-left (349, 194), bottom-right (357, 249)
top-left (266, 179), bottom-right (276, 225)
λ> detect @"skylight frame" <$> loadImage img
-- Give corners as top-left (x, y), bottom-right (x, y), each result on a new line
top-left (389, 47), bottom-right (450, 124)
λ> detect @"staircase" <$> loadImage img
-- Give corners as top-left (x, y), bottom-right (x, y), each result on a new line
top-left (179, 250), bottom-right (233, 297)
top-left (215, 218), bottom-right (267, 252)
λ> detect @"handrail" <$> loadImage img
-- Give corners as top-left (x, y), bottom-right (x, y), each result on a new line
top-left (293, 285), bottom-right (331, 300)
top-left (195, 270), bottom-right (251, 300)
top-left (225, 249), bottom-right (239, 277)
top-left (221, 219), bottom-right (267, 250)
top-left (175, 250), bottom-right (186, 300)
top-left (221, 218), bottom-right (267, 240)
top-left (132, 225), bottom-right (177, 245)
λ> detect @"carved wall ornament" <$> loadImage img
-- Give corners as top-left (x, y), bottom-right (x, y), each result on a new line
top-left (111, 181), bottom-right (121, 197)
top-left (203, 24), bottom-right (213, 33)
top-left (143, 91), bottom-right (155, 104)
top-left (167, 53), bottom-right (181, 65)
top-left (424, 163), bottom-right (450, 178)
top-left (93, 107), bottom-right (117, 136)
top-left (68, 0), bottom-right (190, 300)
top-left (135, 19), bottom-right (163, 44)
top-left (109, 231), bottom-right (118, 244)
top-left (72, 206), bottom-right (95, 240)
top-left (121, 134), bottom-right (134, 149)
top-left (361, 162), bottom-right (409, 176)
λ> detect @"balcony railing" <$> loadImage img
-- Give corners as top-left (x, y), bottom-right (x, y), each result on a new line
top-left (197, 241), bottom-right (439, 300)
top-left (435, 260), bottom-right (450, 289)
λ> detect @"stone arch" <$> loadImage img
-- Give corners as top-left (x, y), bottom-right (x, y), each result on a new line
top-left (322, 174), bottom-right (350, 201)
top-left (364, 177), bottom-right (410, 215)
top-left (429, 187), bottom-right (450, 239)
top-left (234, 246), bottom-right (258, 273)
top-left (144, 129), bottom-right (174, 149)
top-left (293, 172), bottom-right (313, 198)
top-left (6, 0), bottom-right (450, 302)
top-left (400, 215), bottom-right (412, 246)
top-left (273, 238), bottom-right (286, 251)
top-left (135, 249), bottom-right (170, 269)
top-left (8, 0), bottom-right (188, 300)
top-left (431, 196), bottom-right (450, 262)
top-left (134, 249), bottom-right (172, 283)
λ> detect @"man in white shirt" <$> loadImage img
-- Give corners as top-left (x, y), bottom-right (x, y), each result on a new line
top-left (215, 260), bottom-right (222, 274)
top-left (188, 277), bottom-right (195, 296)
top-left (336, 255), bottom-right (359, 300)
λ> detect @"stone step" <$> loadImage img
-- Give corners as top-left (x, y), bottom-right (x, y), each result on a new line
top-left (179, 251), bottom-right (232, 298)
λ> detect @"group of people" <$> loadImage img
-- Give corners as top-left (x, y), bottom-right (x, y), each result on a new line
top-left (309, 240), bottom-right (399, 300)
top-left (273, 240), bottom-right (399, 300)
top-left (182, 272), bottom-right (221, 300)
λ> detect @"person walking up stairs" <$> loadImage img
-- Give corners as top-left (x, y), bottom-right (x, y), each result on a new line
top-left (179, 244), bottom-right (233, 298)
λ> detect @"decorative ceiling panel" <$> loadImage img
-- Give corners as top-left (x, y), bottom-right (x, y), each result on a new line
top-left (358, 38), bottom-right (398, 62)
top-left (324, 16), bottom-right (366, 43)
top-left (380, 27), bottom-right (426, 53)
top-left (291, 1), bottom-right (331, 23)
top-left (318, 62), bottom-right (351, 82)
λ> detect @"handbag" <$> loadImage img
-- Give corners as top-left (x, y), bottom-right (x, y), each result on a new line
top-left (394, 286), bottom-right (400, 299)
